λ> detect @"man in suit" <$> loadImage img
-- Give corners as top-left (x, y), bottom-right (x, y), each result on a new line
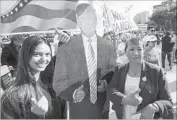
top-left (53, 2), bottom-right (116, 119)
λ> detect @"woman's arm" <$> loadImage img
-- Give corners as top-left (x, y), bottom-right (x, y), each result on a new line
top-left (153, 68), bottom-right (174, 118)
top-left (1, 94), bottom-right (22, 119)
top-left (158, 50), bottom-right (162, 67)
top-left (108, 66), bottom-right (142, 109)
top-left (108, 67), bottom-right (125, 104)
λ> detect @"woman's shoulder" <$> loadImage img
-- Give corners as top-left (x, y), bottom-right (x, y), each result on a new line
top-left (2, 84), bottom-right (34, 103)
top-left (2, 86), bottom-right (23, 101)
top-left (1, 84), bottom-right (34, 119)
top-left (153, 47), bottom-right (161, 53)
top-left (145, 62), bottom-right (161, 72)
top-left (1, 87), bottom-right (22, 112)
top-left (116, 62), bottom-right (129, 71)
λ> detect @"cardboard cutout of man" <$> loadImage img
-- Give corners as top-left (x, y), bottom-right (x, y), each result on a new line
top-left (53, 2), bottom-right (116, 119)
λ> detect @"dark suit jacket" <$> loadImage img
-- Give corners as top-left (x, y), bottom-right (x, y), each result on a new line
top-left (1, 42), bottom-right (20, 69)
top-left (53, 34), bottom-right (116, 119)
top-left (108, 62), bottom-right (174, 119)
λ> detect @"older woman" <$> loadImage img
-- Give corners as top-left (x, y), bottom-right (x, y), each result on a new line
top-left (108, 34), bottom-right (174, 119)
top-left (143, 35), bottom-right (161, 66)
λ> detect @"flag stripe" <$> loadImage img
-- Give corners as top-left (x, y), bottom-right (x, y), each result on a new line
top-left (0, 16), bottom-right (76, 33)
top-left (11, 26), bottom-right (42, 33)
top-left (1, 5), bottom-right (76, 23)
top-left (1, 0), bottom-right (104, 34)
top-left (1, 0), bottom-right (78, 33)
top-left (28, 1), bottom-right (76, 11)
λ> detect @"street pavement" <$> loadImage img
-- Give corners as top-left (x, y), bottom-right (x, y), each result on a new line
top-left (166, 64), bottom-right (176, 106)
top-left (109, 64), bottom-right (177, 119)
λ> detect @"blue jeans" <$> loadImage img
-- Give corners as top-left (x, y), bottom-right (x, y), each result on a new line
top-left (161, 51), bottom-right (172, 68)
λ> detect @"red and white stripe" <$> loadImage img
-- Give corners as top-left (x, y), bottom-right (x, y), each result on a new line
top-left (0, 0), bottom-right (78, 33)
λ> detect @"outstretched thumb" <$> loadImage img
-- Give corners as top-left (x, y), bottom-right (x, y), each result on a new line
top-left (55, 28), bottom-right (60, 34)
top-left (99, 80), bottom-right (102, 84)
top-left (78, 85), bottom-right (84, 90)
top-left (31, 98), bottom-right (37, 104)
top-left (55, 28), bottom-right (63, 36)
top-left (131, 88), bottom-right (141, 96)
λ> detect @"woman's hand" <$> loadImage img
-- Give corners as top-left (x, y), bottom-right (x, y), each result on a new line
top-left (8, 66), bottom-right (14, 71)
top-left (122, 89), bottom-right (142, 106)
top-left (140, 104), bottom-right (156, 119)
top-left (98, 80), bottom-right (106, 93)
top-left (31, 96), bottom-right (49, 116)
top-left (55, 28), bottom-right (70, 43)
top-left (73, 85), bottom-right (85, 103)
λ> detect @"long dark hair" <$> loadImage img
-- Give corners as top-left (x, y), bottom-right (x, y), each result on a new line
top-left (1, 36), bottom-right (52, 117)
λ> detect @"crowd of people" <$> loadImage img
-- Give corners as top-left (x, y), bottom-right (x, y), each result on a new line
top-left (0, 2), bottom-right (176, 119)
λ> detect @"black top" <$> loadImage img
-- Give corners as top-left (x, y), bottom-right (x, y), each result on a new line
top-left (162, 35), bottom-right (175, 52)
top-left (1, 80), bottom-right (62, 119)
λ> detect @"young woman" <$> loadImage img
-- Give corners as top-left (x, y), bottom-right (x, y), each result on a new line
top-left (1, 36), bottom-right (61, 119)
top-left (108, 34), bottom-right (174, 119)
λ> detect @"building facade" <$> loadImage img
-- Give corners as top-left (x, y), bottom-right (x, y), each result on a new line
top-left (134, 11), bottom-right (150, 24)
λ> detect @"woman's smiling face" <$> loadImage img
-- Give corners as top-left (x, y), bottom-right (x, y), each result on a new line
top-left (29, 42), bottom-right (51, 73)
top-left (125, 39), bottom-right (144, 64)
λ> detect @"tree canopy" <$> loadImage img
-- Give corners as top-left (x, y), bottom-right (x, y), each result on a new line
top-left (149, 4), bottom-right (176, 31)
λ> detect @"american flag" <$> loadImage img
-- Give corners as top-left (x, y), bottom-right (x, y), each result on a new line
top-left (0, 0), bottom-right (78, 33)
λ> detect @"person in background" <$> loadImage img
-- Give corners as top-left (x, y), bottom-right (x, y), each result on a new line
top-left (142, 26), bottom-right (155, 44)
top-left (116, 33), bottom-right (130, 66)
top-left (103, 32), bottom-right (112, 41)
top-left (1, 35), bottom-right (24, 77)
top-left (171, 32), bottom-right (177, 63)
top-left (0, 85), bottom-right (4, 99)
top-left (155, 33), bottom-right (161, 45)
top-left (144, 35), bottom-right (162, 66)
top-left (1, 36), bottom-right (61, 119)
top-left (108, 33), bottom-right (174, 119)
top-left (161, 32), bottom-right (175, 69)
top-left (52, 2), bottom-right (116, 119)
top-left (0, 41), bottom-right (2, 66)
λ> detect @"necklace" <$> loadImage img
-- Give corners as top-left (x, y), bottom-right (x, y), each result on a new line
top-left (128, 69), bottom-right (141, 77)
top-left (129, 72), bottom-right (140, 78)
top-left (129, 64), bottom-right (141, 77)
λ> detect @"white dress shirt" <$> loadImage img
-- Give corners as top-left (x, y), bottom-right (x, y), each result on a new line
top-left (82, 34), bottom-right (97, 74)
top-left (73, 34), bottom-right (97, 101)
